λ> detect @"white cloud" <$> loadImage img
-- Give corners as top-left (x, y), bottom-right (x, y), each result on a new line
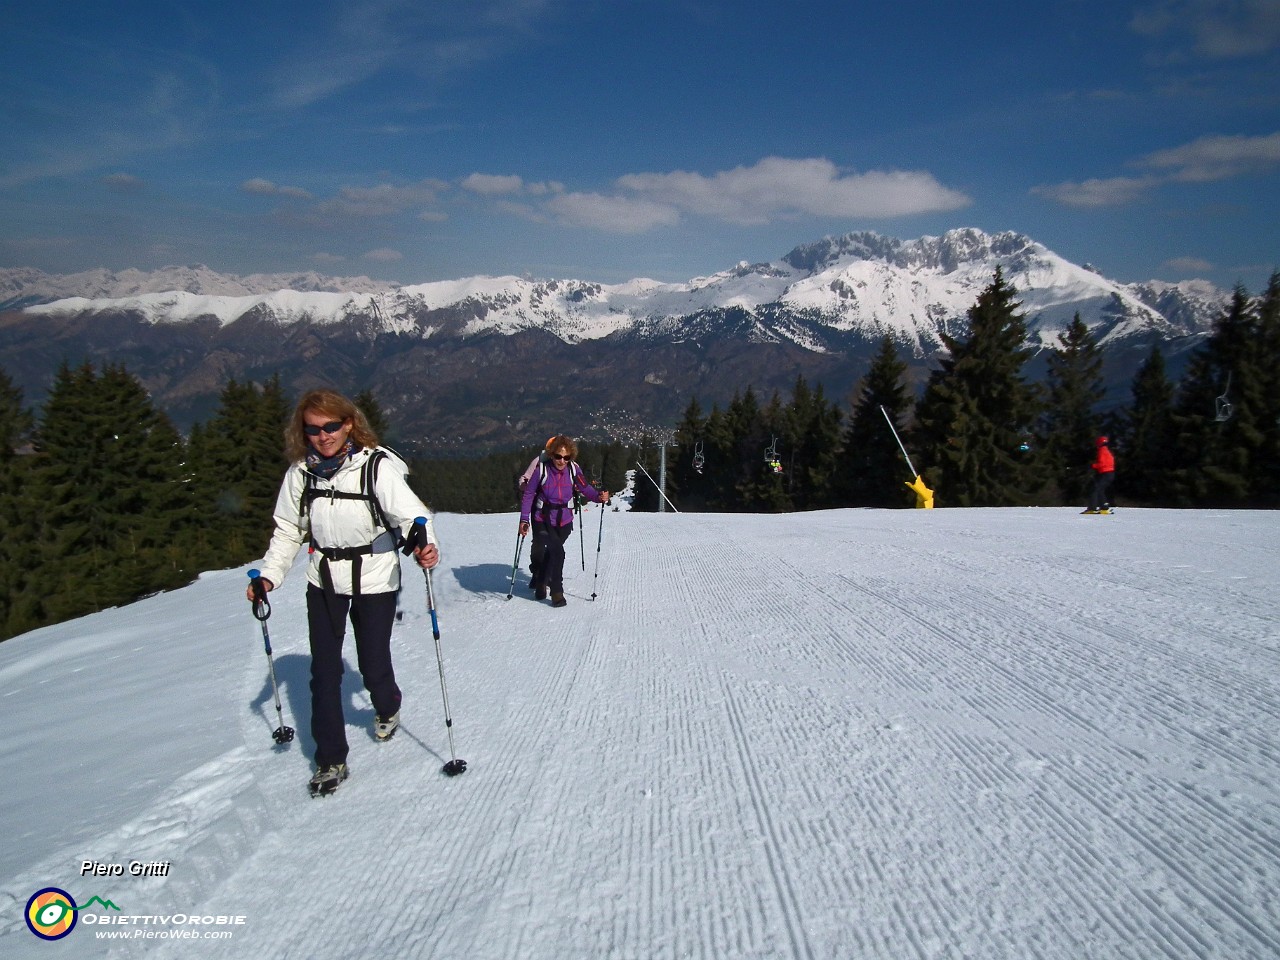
top-left (1132, 0), bottom-right (1280, 59)
top-left (461, 173), bottom-right (526, 195)
top-left (1166, 256), bottom-right (1215, 273)
top-left (242, 178), bottom-right (312, 199)
top-left (543, 192), bottom-right (681, 233)
top-left (101, 172), bottom-right (145, 193)
top-left (318, 180), bottom-right (446, 218)
top-left (1141, 132), bottom-right (1280, 182)
top-left (489, 157), bottom-right (969, 233)
top-left (1031, 176), bottom-right (1157, 208)
top-left (616, 157), bottom-right (970, 224)
top-left (363, 248), bottom-right (403, 262)
top-left (1033, 130), bottom-right (1280, 208)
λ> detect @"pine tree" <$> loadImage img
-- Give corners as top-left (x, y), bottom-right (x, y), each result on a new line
top-left (785, 375), bottom-right (843, 511)
top-left (1252, 271), bottom-right (1280, 504)
top-left (1167, 287), bottom-right (1267, 505)
top-left (187, 378), bottom-right (291, 566)
top-left (31, 363), bottom-right (196, 624)
top-left (912, 269), bottom-right (1044, 506)
top-left (672, 397), bottom-right (711, 510)
top-left (0, 368), bottom-right (37, 639)
top-left (354, 388), bottom-right (391, 443)
top-left (1121, 344), bottom-right (1177, 505)
top-left (835, 336), bottom-right (915, 507)
top-left (1041, 314), bottom-right (1105, 504)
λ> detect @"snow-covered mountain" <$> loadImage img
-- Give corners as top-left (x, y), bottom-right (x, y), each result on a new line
top-left (0, 229), bottom-right (1231, 450)
top-left (3, 229), bottom-right (1225, 353)
top-left (0, 264), bottom-right (391, 310)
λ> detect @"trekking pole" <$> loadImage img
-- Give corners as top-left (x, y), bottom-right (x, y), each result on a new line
top-left (506, 531), bottom-right (525, 600)
top-left (407, 518), bottom-right (467, 776)
top-left (589, 503), bottom-right (605, 601)
top-left (247, 569), bottom-right (295, 746)
top-left (575, 496), bottom-right (586, 570)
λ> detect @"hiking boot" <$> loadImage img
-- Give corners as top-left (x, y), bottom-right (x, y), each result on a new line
top-left (551, 593), bottom-right (567, 608)
top-left (309, 762), bottom-right (349, 797)
top-left (374, 711), bottom-right (400, 742)
top-left (535, 586), bottom-right (548, 600)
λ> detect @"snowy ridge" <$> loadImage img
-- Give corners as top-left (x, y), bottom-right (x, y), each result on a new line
top-left (2, 507), bottom-right (1278, 959)
top-left (10, 229), bottom-right (1224, 351)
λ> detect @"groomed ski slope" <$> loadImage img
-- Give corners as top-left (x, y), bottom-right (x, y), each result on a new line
top-left (2, 507), bottom-right (1278, 959)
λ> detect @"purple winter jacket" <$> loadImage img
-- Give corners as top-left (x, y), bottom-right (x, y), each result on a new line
top-left (520, 461), bottom-right (604, 527)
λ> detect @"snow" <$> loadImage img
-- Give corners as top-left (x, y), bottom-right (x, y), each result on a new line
top-left (2, 506), bottom-right (1279, 958)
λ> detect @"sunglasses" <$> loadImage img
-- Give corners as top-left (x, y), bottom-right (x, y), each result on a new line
top-left (551, 453), bottom-right (569, 461)
top-left (304, 420), bottom-right (346, 436)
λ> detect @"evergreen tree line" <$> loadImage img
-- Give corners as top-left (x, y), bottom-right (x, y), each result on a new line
top-left (0, 365), bottom-right (295, 641)
top-left (0, 364), bottom-right (637, 641)
top-left (645, 268), bottom-right (1280, 513)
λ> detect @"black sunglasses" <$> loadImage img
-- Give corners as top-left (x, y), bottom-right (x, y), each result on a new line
top-left (550, 453), bottom-right (569, 461)
top-left (304, 420), bottom-right (346, 436)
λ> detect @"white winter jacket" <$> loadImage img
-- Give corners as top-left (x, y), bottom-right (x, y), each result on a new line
top-left (256, 446), bottom-right (437, 596)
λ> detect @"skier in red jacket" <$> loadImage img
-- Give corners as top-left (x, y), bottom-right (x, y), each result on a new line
top-left (1085, 436), bottom-right (1115, 514)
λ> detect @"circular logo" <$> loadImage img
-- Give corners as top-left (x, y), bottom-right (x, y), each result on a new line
top-left (25, 887), bottom-right (78, 941)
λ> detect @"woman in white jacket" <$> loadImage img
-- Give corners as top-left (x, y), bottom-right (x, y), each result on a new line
top-left (248, 389), bottom-right (439, 796)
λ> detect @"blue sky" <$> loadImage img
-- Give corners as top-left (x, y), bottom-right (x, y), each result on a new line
top-left (1, 0), bottom-right (1277, 290)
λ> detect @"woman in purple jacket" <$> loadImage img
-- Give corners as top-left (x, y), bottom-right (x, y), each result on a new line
top-left (519, 435), bottom-right (610, 607)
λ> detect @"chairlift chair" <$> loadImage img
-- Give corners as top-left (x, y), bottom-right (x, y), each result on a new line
top-left (1215, 372), bottom-right (1234, 423)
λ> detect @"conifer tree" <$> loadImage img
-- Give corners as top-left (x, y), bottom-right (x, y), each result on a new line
top-left (673, 397), bottom-right (711, 510)
top-left (785, 375), bottom-right (842, 511)
top-left (835, 336), bottom-right (915, 506)
top-left (1167, 287), bottom-right (1266, 505)
top-left (187, 377), bottom-right (291, 565)
top-left (1121, 344), bottom-right (1177, 505)
top-left (1252, 271), bottom-right (1280, 504)
top-left (32, 363), bottom-right (195, 623)
top-left (912, 269), bottom-right (1044, 506)
top-left (744, 391), bottom-right (791, 513)
top-left (354, 388), bottom-right (391, 443)
top-left (0, 369), bottom-right (37, 639)
top-left (1041, 314), bottom-right (1106, 504)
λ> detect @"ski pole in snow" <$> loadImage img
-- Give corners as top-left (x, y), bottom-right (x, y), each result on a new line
top-left (407, 518), bottom-right (467, 776)
top-left (589, 503), bottom-right (605, 601)
top-left (247, 569), bottom-right (295, 746)
top-left (506, 531), bottom-right (525, 600)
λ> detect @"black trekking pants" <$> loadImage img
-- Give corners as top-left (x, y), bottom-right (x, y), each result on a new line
top-left (306, 585), bottom-right (401, 766)
top-left (1088, 471), bottom-right (1114, 512)
top-left (531, 521), bottom-right (573, 594)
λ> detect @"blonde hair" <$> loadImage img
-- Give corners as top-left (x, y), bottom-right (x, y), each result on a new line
top-left (285, 389), bottom-right (380, 461)
top-left (545, 435), bottom-right (578, 461)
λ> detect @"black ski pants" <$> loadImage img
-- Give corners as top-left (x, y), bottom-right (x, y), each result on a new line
top-left (531, 521), bottom-right (573, 595)
top-left (1088, 471), bottom-right (1114, 512)
top-left (306, 585), bottom-right (401, 766)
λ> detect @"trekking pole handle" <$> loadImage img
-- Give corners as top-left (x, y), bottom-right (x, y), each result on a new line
top-left (403, 516), bottom-right (432, 554)
top-left (247, 569), bottom-right (271, 621)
